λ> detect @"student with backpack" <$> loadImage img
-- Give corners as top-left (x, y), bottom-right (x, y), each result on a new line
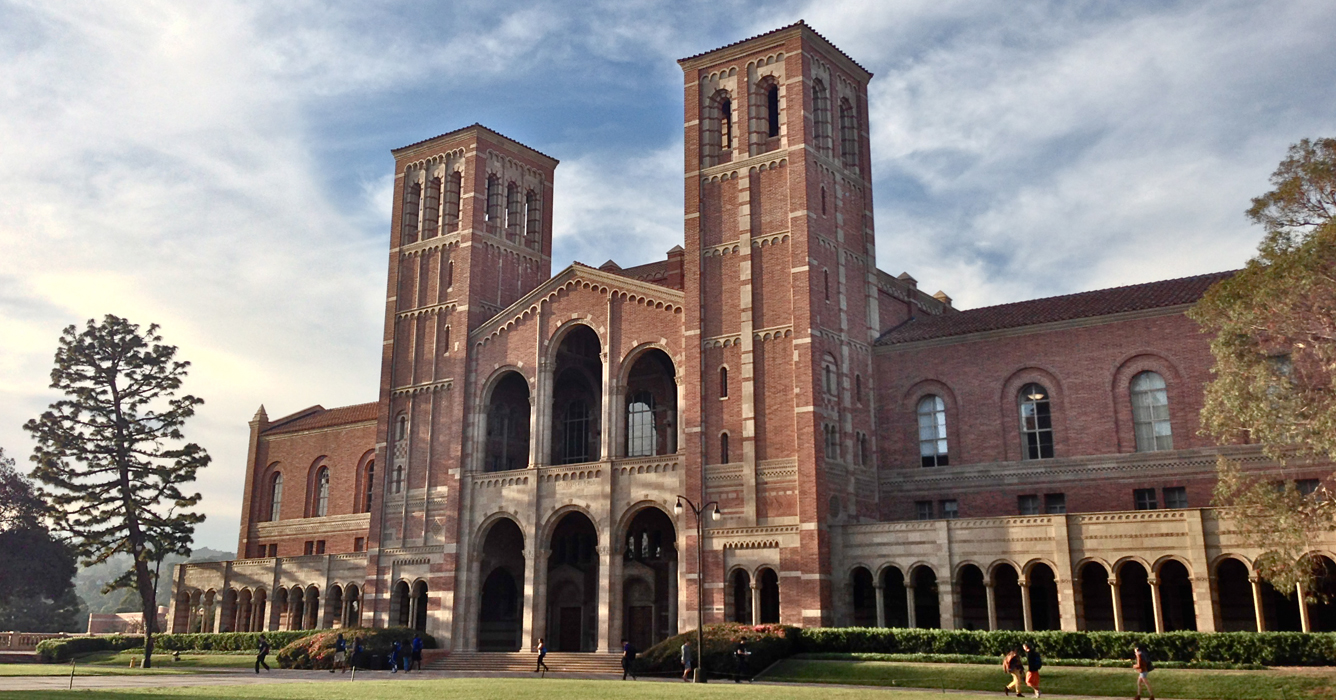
top-left (621, 639), bottom-right (637, 680)
top-left (410, 634), bottom-right (423, 671)
top-left (255, 635), bottom-right (271, 674)
top-left (389, 639), bottom-right (402, 673)
top-left (1023, 641), bottom-right (1042, 698)
top-left (1133, 643), bottom-right (1155, 700)
top-left (1002, 648), bottom-right (1027, 697)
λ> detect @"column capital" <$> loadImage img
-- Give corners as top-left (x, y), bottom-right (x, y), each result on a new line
top-left (873, 581), bottom-right (885, 591)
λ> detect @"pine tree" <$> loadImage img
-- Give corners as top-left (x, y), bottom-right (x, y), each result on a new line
top-left (24, 315), bottom-right (209, 668)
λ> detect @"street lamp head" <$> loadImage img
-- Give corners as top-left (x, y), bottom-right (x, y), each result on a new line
top-left (674, 498), bottom-right (684, 516)
top-left (711, 505), bottom-right (722, 522)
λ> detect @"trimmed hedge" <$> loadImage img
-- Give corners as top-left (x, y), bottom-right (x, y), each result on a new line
top-left (275, 628), bottom-right (435, 670)
top-left (36, 631), bottom-right (311, 662)
top-left (794, 628), bottom-right (1336, 666)
top-left (637, 623), bottom-right (797, 679)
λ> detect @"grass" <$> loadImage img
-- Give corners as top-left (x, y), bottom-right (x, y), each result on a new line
top-left (762, 659), bottom-right (1336, 700)
top-left (0, 677), bottom-right (1001, 700)
top-left (0, 652), bottom-right (255, 676)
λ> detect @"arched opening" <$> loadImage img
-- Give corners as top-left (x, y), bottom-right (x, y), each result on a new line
top-left (550, 326), bottom-right (602, 465)
top-left (1028, 563), bottom-right (1060, 630)
top-left (218, 589), bottom-right (237, 633)
top-left (506, 182), bottom-right (523, 241)
top-left (478, 518), bottom-right (525, 651)
top-left (766, 83), bottom-right (780, 138)
top-left (303, 586), bottom-right (320, 630)
top-left (1306, 554), bottom-right (1336, 631)
top-left (251, 589), bottom-right (267, 632)
top-left (411, 581), bottom-right (429, 632)
top-left (547, 511), bottom-right (599, 651)
top-left (362, 461), bottom-right (374, 513)
top-left (485, 175), bottom-right (502, 232)
top-left (993, 564), bottom-right (1024, 630)
top-left (234, 589), bottom-right (252, 632)
top-left (956, 565), bottom-right (987, 630)
top-left (268, 472), bottom-right (283, 522)
top-left (391, 580), bottom-right (411, 628)
top-left (1216, 559), bottom-right (1256, 631)
top-left (911, 566), bottom-right (940, 629)
top-left (172, 590), bottom-right (191, 633)
top-left (524, 189), bottom-right (541, 249)
top-left (1157, 560), bottom-right (1197, 631)
top-left (343, 585), bottom-right (360, 628)
top-left (880, 567), bottom-right (908, 627)
top-left (287, 587), bottom-right (304, 631)
top-left (757, 568), bottom-right (780, 623)
top-left (402, 180), bottom-right (421, 245)
top-left (423, 176), bottom-right (440, 238)
top-left (623, 349), bottom-right (677, 457)
top-left (313, 467), bottom-right (330, 517)
top-left (444, 171), bottom-right (462, 232)
top-left (1079, 563), bottom-right (1115, 630)
top-left (1118, 561), bottom-right (1155, 632)
top-left (851, 567), bottom-right (877, 627)
top-left (838, 97), bottom-right (857, 169)
top-left (485, 372), bottom-right (531, 472)
top-left (811, 78), bottom-right (831, 155)
top-left (730, 569), bottom-right (752, 623)
top-left (621, 507), bottom-right (678, 650)
top-left (324, 585), bottom-right (344, 629)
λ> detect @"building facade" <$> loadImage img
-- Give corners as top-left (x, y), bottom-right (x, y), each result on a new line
top-left (171, 22), bottom-right (1336, 648)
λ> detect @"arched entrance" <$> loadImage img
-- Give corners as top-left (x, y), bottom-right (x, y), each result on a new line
top-left (880, 567), bottom-right (908, 627)
top-left (1079, 563), bottom-right (1115, 630)
top-left (478, 518), bottom-right (525, 651)
top-left (547, 511), bottom-right (599, 651)
top-left (551, 325), bottom-right (602, 465)
top-left (1158, 560), bottom-right (1197, 631)
top-left (729, 569), bottom-right (752, 623)
top-left (1216, 559), bottom-right (1255, 631)
top-left (910, 566), bottom-right (940, 628)
top-left (621, 507), bottom-right (677, 650)
top-left (1118, 561), bottom-right (1155, 632)
top-left (485, 372), bottom-right (531, 472)
top-left (1306, 554), bottom-right (1336, 631)
top-left (342, 585), bottom-right (360, 628)
top-left (324, 585), bottom-right (343, 629)
top-left (851, 567), bottom-right (877, 627)
top-left (757, 568), bottom-right (780, 623)
top-left (1028, 563), bottom-right (1060, 631)
top-left (623, 349), bottom-right (677, 456)
top-left (411, 581), bottom-right (428, 632)
top-left (234, 589), bottom-right (253, 632)
top-left (956, 565), bottom-right (987, 630)
top-left (303, 586), bottom-right (319, 630)
top-left (391, 580), bottom-right (411, 627)
top-left (251, 589), bottom-right (267, 632)
top-left (993, 564), bottom-right (1024, 630)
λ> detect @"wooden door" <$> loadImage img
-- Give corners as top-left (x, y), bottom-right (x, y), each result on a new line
top-left (559, 607), bottom-right (582, 651)
top-left (628, 605), bottom-right (653, 652)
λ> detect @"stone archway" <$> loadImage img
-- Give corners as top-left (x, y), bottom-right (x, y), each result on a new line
top-left (1215, 559), bottom-right (1256, 631)
top-left (910, 566), bottom-right (940, 629)
top-left (729, 569), bottom-right (752, 623)
top-left (1118, 561), bottom-right (1155, 632)
top-left (546, 511), bottom-right (599, 651)
top-left (550, 326), bottom-right (602, 465)
top-left (993, 564), bottom-right (1023, 630)
top-left (1157, 560), bottom-right (1196, 631)
top-left (1079, 563), bottom-right (1115, 631)
top-left (880, 567), bottom-right (908, 628)
top-left (851, 567), bottom-right (877, 627)
top-left (622, 348), bottom-right (677, 456)
top-left (485, 372), bottom-right (531, 472)
top-left (1027, 562), bottom-right (1060, 630)
top-left (955, 565), bottom-right (987, 630)
top-left (621, 507), bottom-right (677, 650)
top-left (757, 568), bottom-right (780, 623)
top-left (411, 581), bottom-right (428, 632)
top-left (390, 580), bottom-right (411, 628)
top-left (478, 518), bottom-right (525, 651)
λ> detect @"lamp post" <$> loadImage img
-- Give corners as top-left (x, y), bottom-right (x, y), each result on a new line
top-left (675, 495), bottom-right (720, 683)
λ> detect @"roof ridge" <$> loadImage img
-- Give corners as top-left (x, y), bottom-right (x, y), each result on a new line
top-left (956, 270), bottom-right (1235, 315)
top-left (391, 123), bottom-right (559, 164)
top-left (677, 20), bottom-right (871, 77)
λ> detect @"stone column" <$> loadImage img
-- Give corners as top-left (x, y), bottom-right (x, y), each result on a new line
top-left (1297, 582), bottom-right (1312, 633)
top-left (1019, 577), bottom-right (1033, 632)
top-left (985, 582), bottom-right (998, 632)
top-left (873, 581), bottom-right (886, 628)
top-left (596, 544), bottom-right (614, 652)
top-left (668, 560), bottom-right (679, 635)
top-left (905, 584), bottom-right (917, 629)
top-left (1149, 577), bottom-right (1165, 634)
top-left (750, 582), bottom-right (760, 626)
top-left (1109, 581), bottom-right (1124, 632)
top-left (531, 550), bottom-right (549, 648)
top-left (1248, 576), bottom-right (1267, 632)
top-left (521, 545), bottom-right (539, 650)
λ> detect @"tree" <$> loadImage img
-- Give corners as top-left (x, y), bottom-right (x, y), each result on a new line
top-left (0, 448), bottom-right (80, 631)
top-left (24, 316), bottom-right (209, 667)
top-left (1190, 137), bottom-right (1336, 596)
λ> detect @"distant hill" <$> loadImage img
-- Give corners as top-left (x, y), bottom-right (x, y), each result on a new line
top-left (73, 548), bottom-right (235, 627)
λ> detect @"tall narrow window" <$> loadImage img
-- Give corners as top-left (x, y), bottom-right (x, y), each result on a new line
top-left (1130, 371), bottom-right (1172, 451)
top-left (858, 432), bottom-right (869, 467)
top-left (824, 424), bottom-right (840, 460)
top-left (561, 399), bottom-right (590, 464)
top-left (485, 175), bottom-right (502, 232)
top-left (391, 465), bottom-right (404, 494)
top-left (855, 374), bottom-right (863, 404)
top-left (395, 414), bottom-right (408, 442)
top-left (422, 177), bottom-right (441, 239)
top-left (917, 395), bottom-right (949, 467)
top-left (719, 95), bottom-right (732, 150)
top-left (525, 189), bottom-right (541, 249)
top-left (314, 467), bottom-right (330, 517)
top-left (442, 326), bottom-right (450, 354)
top-left (446, 260), bottom-right (454, 289)
top-left (363, 462), bottom-right (374, 513)
top-left (824, 269), bottom-right (830, 300)
top-left (822, 357), bottom-right (838, 396)
top-left (719, 366), bottom-right (728, 398)
top-left (720, 432), bottom-right (730, 464)
top-left (268, 472), bottom-right (283, 522)
top-left (766, 83), bottom-right (780, 138)
top-left (821, 186), bottom-right (827, 215)
top-left (506, 182), bottom-right (522, 241)
top-left (627, 391), bottom-right (656, 457)
top-left (443, 171), bottom-right (461, 232)
top-left (839, 98), bottom-right (858, 170)
top-left (401, 181), bottom-right (421, 245)
top-left (1019, 383), bottom-right (1054, 459)
top-left (811, 79), bottom-right (832, 154)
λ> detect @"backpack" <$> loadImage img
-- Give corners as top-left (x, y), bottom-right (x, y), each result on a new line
top-left (1002, 652), bottom-right (1016, 671)
top-left (1138, 649), bottom-right (1154, 672)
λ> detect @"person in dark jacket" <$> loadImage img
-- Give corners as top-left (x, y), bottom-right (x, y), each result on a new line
top-left (390, 639), bottom-right (402, 673)
top-left (621, 639), bottom-right (637, 680)
top-left (1003, 648), bottom-right (1027, 696)
top-left (733, 637), bottom-right (751, 682)
top-left (255, 635), bottom-right (271, 674)
top-left (1133, 643), bottom-right (1155, 700)
top-left (332, 633), bottom-right (347, 673)
top-left (410, 634), bottom-right (423, 671)
top-left (1023, 642), bottom-right (1042, 698)
top-left (351, 636), bottom-right (364, 670)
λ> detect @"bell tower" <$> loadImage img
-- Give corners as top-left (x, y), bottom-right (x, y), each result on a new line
top-left (679, 22), bottom-right (878, 627)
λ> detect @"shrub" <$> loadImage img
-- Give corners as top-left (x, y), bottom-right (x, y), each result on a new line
top-left (275, 627), bottom-right (434, 670)
top-left (37, 631), bottom-right (316, 663)
top-left (637, 623), bottom-right (797, 679)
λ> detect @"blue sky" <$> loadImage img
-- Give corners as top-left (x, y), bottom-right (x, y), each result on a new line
top-left (2, 0), bottom-right (1334, 551)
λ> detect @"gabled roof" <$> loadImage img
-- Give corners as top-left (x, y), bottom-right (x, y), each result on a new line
top-left (875, 271), bottom-right (1235, 347)
top-left (677, 20), bottom-right (872, 79)
top-left (262, 402), bottom-right (379, 436)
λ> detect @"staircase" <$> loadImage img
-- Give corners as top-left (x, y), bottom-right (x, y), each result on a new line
top-left (426, 651), bottom-right (623, 675)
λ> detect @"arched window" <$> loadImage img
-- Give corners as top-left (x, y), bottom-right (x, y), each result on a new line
top-left (917, 395), bottom-right (949, 467)
top-left (719, 95), bottom-right (732, 150)
top-left (391, 465), bottom-right (404, 494)
top-left (485, 174), bottom-right (503, 232)
top-left (720, 432), bottom-right (730, 464)
top-left (561, 399), bottom-right (591, 464)
top-left (314, 467), bottom-right (330, 517)
top-left (766, 82), bottom-right (780, 138)
top-left (824, 424), bottom-right (840, 460)
top-left (395, 414), bottom-right (408, 443)
top-left (443, 171), bottom-right (462, 232)
top-left (859, 432), bottom-right (870, 467)
top-left (719, 366), bottom-right (728, 398)
top-left (422, 176), bottom-right (441, 238)
top-left (824, 269), bottom-right (830, 300)
top-left (627, 391), bottom-right (656, 457)
top-left (446, 260), bottom-right (455, 289)
top-left (705, 90), bottom-right (733, 166)
top-left (442, 325), bottom-right (451, 354)
top-left (525, 189), bottom-right (541, 248)
top-left (855, 374), bottom-right (863, 404)
top-left (812, 79), bottom-right (832, 154)
top-left (1131, 371), bottom-right (1173, 451)
top-left (821, 186), bottom-right (827, 215)
top-left (839, 98), bottom-right (858, 170)
top-left (822, 357), bottom-right (838, 397)
top-left (401, 180), bottom-right (421, 245)
top-left (505, 182), bottom-right (522, 241)
top-left (1019, 383), bottom-right (1054, 459)
top-left (363, 462), bottom-right (374, 514)
top-left (268, 472), bottom-right (283, 522)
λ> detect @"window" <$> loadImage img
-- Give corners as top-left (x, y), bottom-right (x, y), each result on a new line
top-left (1134, 488), bottom-right (1158, 510)
top-left (443, 326), bottom-right (450, 354)
top-left (1045, 493), bottom-right (1067, 514)
top-left (766, 82), bottom-right (780, 138)
top-left (719, 366), bottom-right (728, 398)
top-left (525, 189), bottom-right (541, 248)
top-left (446, 260), bottom-right (454, 289)
top-left (395, 414), bottom-right (408, 442)
top-left (267, 543), bottom-right (277, 558)
top-left (858, 432), bottom-right (869, 467)
top-left (855, 374), bottom-right (862, 404)
top-left (505, 182), bottom-right (523, 241)
top-left (627, 391), bottom-right (656, 457)
top-left (268, 472), bottom-right (283, 522)
top-left (822, 358), bottom-right (838, 396)
top-left (304, 541), bottom-right (314, 556)
top-left (720, 433), bottom-right (730, 464)
top-left (1019, 383), bottom-right (1054, 459)
top-left (354, 537), bottom-right (365, 552)
top-left (363, 462), bottom-right (374, 513)
top-left (401, 181), bottom-right (421, 245)
top-left (1018, 494), bottom-right (1040, 515)
top-left (443, 171), bottom-right (462, 232)
top-left (485, 174), bottom-right (502, 231)
top-left (561, 399), bottom-right (591, 464)
top-left (315, 540), bottom-right (326, 555)
top-left (1163, 486), bottom-right (1188, 509)
top-left (821, 186), bottom-right (827, 215)
top-left (823, 269), bottom-right (830, 300)
top-left (391, 464), bottom-right (404, 494)
top-left (1131, 371), bottom-right (1172, 451)
top-left (422, 176), bottom-right (440, 238)
top-left (824, 424), bottom-right (840, 461)
top-left (939, 499), bottom-right (959, 519)
top-left (314, 467), bottom-right (330, 517)
top-left (1297, 478), bottom-right (1321, 496)
top-left (812, 79), bottom-right (832, 154)
top-left (917, 395), bottom-right (949, 467)
top-left (719, 94), bottom-right (732, 150)
top-left (839, 98), bottom-right (858, 169)
top-left (915, 501), bottom-right (934, 521)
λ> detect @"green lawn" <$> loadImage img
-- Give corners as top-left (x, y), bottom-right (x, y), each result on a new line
top-left (0, 677), bottom-right (998, 700)
top-left (0, 652), bottom-right (253, 676)
top-left (762, 659), bottom-right (1336, 700)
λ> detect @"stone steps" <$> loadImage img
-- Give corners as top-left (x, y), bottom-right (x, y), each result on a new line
top-left (426, 651), bottom-right (623, 674)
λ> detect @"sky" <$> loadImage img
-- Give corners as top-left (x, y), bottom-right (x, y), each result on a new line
top-left (2, 0), bottom-right (1334, 552)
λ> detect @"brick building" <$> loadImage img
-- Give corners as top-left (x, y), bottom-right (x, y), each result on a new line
top-left (171, 22), bottom-right (1336, 648)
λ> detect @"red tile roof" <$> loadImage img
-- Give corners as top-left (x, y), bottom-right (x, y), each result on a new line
top-left (263, 402), bottom-right (379, 435)
top-left (875, 271), bottom-right (1235, 346)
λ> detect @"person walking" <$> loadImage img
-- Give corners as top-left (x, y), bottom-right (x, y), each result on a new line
top-left (351, 635), bottom-right (364, 671)
top-left (1023, 641), bottom-right (1042, 698)
top-left (255, 635), bottom-right (271, 674)
top-left (331, 633), bottom-right (347, 673)
top-left (621, 639), bottom-right (638, 680)
top-left (389, 639), bottom-right (402, 673)
top-left (410, 634), bottom-right (423, 672)
top-left (733, 637), bottom-right (751, 683)
top-left (681, 640), bottom-right (694, 682)
top-left (534, 638), bottom-right (550, 675)
top-left (1003, 647), bottom-right (1027, 697)
top-left (1133, 643), bottom-right (1155, 700)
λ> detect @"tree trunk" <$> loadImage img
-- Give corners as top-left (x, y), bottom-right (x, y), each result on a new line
top-left (136, 554), bottom-right (157, 668)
